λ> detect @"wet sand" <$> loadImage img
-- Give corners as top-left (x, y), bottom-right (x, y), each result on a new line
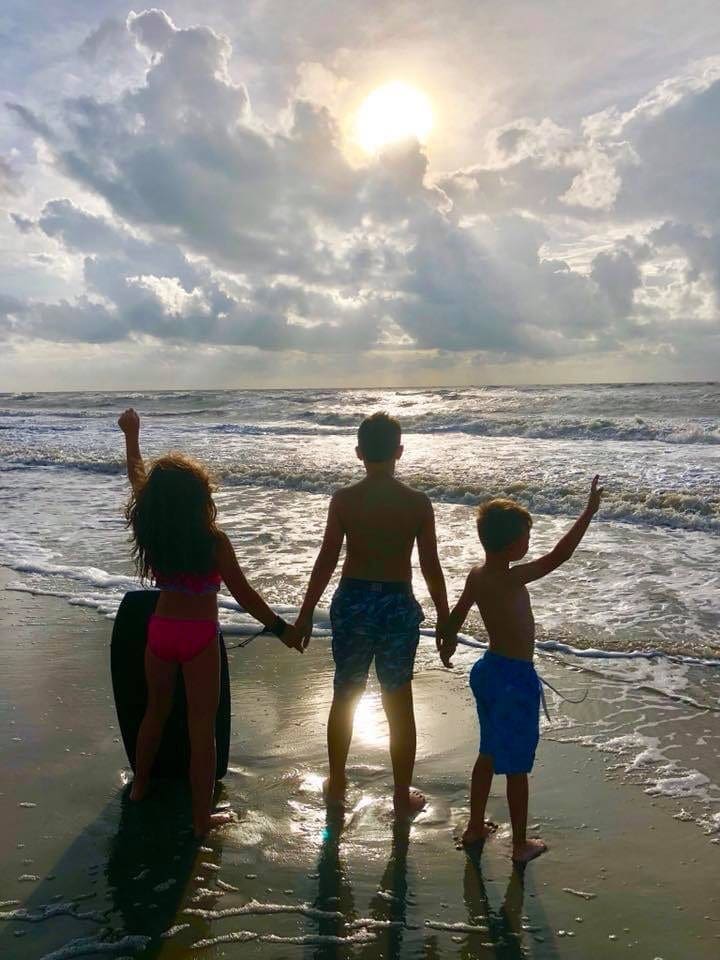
top-left (1, 566), bottom-right (719, 959)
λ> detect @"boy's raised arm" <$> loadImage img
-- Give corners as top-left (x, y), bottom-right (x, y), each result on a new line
top-left (118, 408), bottom-right (146, 494)
top-left (511, 476), bottom-right (603, 586)
top-left (295, 494), bottom-right (345, 646)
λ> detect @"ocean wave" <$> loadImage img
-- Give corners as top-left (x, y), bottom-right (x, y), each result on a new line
top-left (0, 405), bottom-right (230, 420)
top-left (0, 455), bottom-right (125, 475)
top-left (2, 454), bottom-right (718, 532)
top-left (450, 631), bottom-right (720, 671)
top-left (4, 559), bottom-right (719, 672)
top-left (215, 469), bottom-right (720, 534)
top-left (207, 422), bottom-right (345, 436)
top-left (300, 410), bottom-right (720, 444)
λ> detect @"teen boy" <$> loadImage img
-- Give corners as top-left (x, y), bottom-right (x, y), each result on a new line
top-left (296, 412), bottom-right (450, 814)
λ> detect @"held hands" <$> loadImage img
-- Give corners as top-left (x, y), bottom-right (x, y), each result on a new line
top-left (585, 474), bottom-right (604, 516)
top-left (279, 621), bottom-right (306, 654)
top-left (294, 612), bottom-right (314, 651)
top-left (435, 620), bottom-right (457, 668)
top-left (118, 407), bottom-right (140, 437)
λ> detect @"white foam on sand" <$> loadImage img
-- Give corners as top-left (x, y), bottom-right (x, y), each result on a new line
top-left (0, 900), bottom-right (104, 924)
top-left (39, 934), bottom-right (150, 960)
top-left (425, 920), bottom-right (490, 934)
top-left (183, 898), bottom-right (343, 922)
top-left (190, 929), bottom-right (377, 949)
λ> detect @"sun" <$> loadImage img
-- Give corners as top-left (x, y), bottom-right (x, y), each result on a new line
top-left (355, 82), bottom-right (433, 154)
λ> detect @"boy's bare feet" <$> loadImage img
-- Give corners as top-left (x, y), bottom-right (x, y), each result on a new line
top-left (393, 786), bottom-right (426, 815)
top-left (512, 838), bottom-right (547, 863)
top-left (194, 811), bottom-right (234, 839)
top-left (323, 776), bottom-right (347, 809)
top-left (460, 820), bottom-right (498, 847)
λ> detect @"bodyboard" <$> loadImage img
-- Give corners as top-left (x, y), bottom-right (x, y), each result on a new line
top-left (111, 590), bottom-right (230, 779)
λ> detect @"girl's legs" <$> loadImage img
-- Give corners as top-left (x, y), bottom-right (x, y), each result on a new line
top-left (182, 636), bottom-right (229, 836)
top-left (131, 646), bottom-right (178, 801)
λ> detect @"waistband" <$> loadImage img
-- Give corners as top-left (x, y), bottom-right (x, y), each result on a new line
top-left (149, 615), bottom-right (219, 626)
top-left (483, 649), bottom-right (536, 670)
top-left (338, 577), bottom-right (412, 595)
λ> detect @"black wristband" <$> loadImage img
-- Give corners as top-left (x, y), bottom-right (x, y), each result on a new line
top-left (269, 614), bottom-right (288, 638)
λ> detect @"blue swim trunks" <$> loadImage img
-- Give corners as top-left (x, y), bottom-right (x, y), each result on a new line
top-left (330, 578), bottom-right (424, 691)
top-left (469, 650), bottom-right (541, 775)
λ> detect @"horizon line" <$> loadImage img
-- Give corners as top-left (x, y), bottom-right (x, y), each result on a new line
top-left (1, 378), bottom-right (717, 395)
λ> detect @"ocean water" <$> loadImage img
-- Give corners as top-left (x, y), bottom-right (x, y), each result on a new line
top-left (0, 383), bottom-right (718, 836)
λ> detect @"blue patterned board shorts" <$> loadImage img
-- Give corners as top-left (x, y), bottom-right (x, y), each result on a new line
top-left (330, 578), bottom-right (425, 691)
top-left (470, 650), bottom-right (542, 775)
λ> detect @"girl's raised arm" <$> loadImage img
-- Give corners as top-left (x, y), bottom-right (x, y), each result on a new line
top-left (118, 408), bottom-right (146, 494)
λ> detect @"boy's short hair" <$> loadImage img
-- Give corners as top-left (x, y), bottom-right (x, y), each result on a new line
top-left (476, 498), bottom-right (532, 553)
top-left (357, 412), bottom-right (402, 462)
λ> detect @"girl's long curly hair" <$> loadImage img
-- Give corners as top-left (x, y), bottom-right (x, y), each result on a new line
top-left (125, 452), bottom-right (219, 583)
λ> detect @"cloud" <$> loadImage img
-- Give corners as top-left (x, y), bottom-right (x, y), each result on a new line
top-left (78, 18), bottom-right (128, 61)
top-left (2, 6), bottom-right (718, 381)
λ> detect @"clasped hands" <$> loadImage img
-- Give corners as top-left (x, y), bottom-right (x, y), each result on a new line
top-left (435, 620), bottom-right (457, 668)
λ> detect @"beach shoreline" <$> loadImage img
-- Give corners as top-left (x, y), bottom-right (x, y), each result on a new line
top-left (1, 566), bottom-right (719, 959)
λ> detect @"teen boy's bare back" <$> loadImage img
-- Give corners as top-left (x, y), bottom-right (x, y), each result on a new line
top-left (335, 474), bottom-right (431, 582)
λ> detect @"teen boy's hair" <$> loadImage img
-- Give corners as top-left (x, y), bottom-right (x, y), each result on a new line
top-left (357, 412), bottom-right (401, 463)
top-left (477, 498), bottom-right (532, 553)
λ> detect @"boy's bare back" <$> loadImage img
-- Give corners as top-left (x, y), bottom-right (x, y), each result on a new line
top-left (444, 477), bottom-right (603, 668)
top-left (334, 474), bottom-right (430, 582)
top-left (466, 565), bottom-right (535, 661)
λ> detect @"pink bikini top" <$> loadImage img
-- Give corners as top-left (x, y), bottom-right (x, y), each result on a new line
top-left (153, 569), bottom-right (222, 595)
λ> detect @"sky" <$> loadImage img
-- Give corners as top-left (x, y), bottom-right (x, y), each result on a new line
top-left (1, 1), bottom-right (719, 389)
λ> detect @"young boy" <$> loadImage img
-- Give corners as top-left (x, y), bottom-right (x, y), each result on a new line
top-left (441, 477), bottom-right (603, 863)
top-left (296, 412), bottom-right (450, 814)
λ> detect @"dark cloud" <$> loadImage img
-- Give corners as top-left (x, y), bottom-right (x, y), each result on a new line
top-left (78, 18), bottom-right (127, 61)
top-left (0, 156), bottom-right (19, 196)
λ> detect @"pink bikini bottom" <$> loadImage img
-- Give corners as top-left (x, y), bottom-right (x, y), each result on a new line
top-left (147, 615), bottom-right (219, 663)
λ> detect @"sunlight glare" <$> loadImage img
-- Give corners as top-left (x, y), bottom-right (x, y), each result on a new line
top-left (354, 692), bottom-right (387, 746)
top-left (356, 82), bottom-right (433, 154)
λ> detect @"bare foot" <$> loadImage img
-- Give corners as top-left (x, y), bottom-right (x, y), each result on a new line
top-left (460, 820), bottom-right (498, 848)
top-left (323, 777), bottom-right (346, 809)
top-left (194, 811), bottom-right (234, 838)
top-left (129, 780), bottom-right (148, 802)
top-left (393, 787), bottom-right (426, 815)
top-left (512, 838), bottom-right (547, 863)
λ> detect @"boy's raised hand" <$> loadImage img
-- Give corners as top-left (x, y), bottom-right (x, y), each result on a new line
top-left (118, 407), bottom-right (140, 436)
top-left (586, 474), bottom-right (604, 516)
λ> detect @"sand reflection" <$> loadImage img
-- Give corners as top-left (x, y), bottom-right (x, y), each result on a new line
top-left (353, 692), bottom-right (387, 747)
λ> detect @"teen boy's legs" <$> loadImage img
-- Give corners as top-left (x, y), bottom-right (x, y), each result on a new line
top-left (327, 580), bottom-right (424, 810)
top-left (326, 678), bottom-right (424, 812)
top-left (326, 682), bottom-right (365, 805)
top-left (381, 682), bottom-right (424, 813)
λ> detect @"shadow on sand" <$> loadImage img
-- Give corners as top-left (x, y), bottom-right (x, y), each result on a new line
top-left (308, 814), bottom-right (557, 960)
top-left (0, 782), bottom-right (220, 960)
